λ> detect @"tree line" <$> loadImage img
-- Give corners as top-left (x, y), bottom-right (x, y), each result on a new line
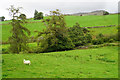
top-left (3, 5), bottom-right (119, 54)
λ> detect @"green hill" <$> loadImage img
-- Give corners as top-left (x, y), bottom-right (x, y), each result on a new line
top-left (2, 46), bottom-right (118, 78)
top-left (1, 14), bottom-right (118, 42)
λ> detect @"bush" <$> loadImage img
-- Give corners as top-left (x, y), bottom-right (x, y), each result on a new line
top-left (93, 33), bottom-right (118, 45)
top-left (108, 39), bottom-right (114, 43)
top-left (102, 37), bottom-right (109, 43)
top-left (68, 23), bottom-right (92, 47)
top-left (92, 39), bottom-right (104, 45)
top-left (2, 48), bottom-right (9, 54)
top-left (102, 34), bottom-right (118, 43)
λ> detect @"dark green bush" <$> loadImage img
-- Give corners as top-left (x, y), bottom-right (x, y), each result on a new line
top-left (68, 23), bottom-right (92, 47)
top-left (108, 39), bottom-right (115, 43)
top-left (93, 33), bottom-right (118, 45)
top-left (92, 39), bottom-right (104, 45)
top-left (2, 48), bottom-right (9, 54)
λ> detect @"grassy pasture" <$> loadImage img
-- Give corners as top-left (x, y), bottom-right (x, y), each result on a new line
top-left (1, 14), bottom-right (118, 26)
top-left (90, 26), bottom-right (118, 36)
top-left (1, 14), bottom-right (118, 78)
top-left (1, 42), bottom-right (37, 50)
top-left (2, 22), bottom-right (46, 42)
top-left (1, 14), bottom-right (118, 42)
top-left (2, 25), bottom-right (118, 42)
top-left (2, 46), bottom-right (118, 78)
top-left (65, 14), bottom-right (118, 27)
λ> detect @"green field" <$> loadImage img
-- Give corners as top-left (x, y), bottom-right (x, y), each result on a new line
top-left (1, 14), bottom-right (118, 78)
top-left (65, 14), bottom-right (118, 27)
top-left (2, 46), bottom-right (118, 78)
top-left (90, 26), bottom-right (118, 36)
top-left (1, 14), bottom-right (118, 42)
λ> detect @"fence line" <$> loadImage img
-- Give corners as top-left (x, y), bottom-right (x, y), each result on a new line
top-left (83, 25), bottom-right (119, 28)
top-left (1, 21), bottom-right (118, 28)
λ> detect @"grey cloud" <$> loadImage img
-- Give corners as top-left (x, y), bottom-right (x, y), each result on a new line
top-left (0, 0), bottom-right (119, 20)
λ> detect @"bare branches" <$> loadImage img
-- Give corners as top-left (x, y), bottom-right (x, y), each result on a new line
top-left (7, 5), bottom-right (22, 20)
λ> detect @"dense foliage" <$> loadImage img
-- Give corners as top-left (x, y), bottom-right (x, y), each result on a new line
top-left (7, 5), bottom-right (30, 53)
top-left (36, 9), bottom-right (74, 52)
top-left (34, 10), bottom-right (43, 20)
top-left (1, 16), bottom-right (5, 21)
top-left (104, 11), bottom-right (109, 15)
top-left (19, 14), bottom-right (26, 20)
top-left (92, 33), bottom-right (118, 45)
top-left (68, 23), bottom-right (92, 47)
top-left (3, 6), bottom-right (118, 54)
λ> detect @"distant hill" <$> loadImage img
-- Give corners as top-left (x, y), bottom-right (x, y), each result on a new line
top-left (64, 10), bottom-right (109, 16)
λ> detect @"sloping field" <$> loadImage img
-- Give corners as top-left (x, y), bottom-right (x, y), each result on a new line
top-left (2, 46), bottom-right (118, 78)
top-left (65, 14), bottom-right (118, 27)
top-left (90, 26), bottom-right (118, 36)
top-left (1, 14), bottom-right (118, 42)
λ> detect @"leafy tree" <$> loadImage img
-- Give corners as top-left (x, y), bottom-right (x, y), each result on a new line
top-left (34, 10), bottom-right (43, 20)
top-left (37, 9), bottom-right (74, 52)
top-left (7, 5), bottom-right (30, 53)
top-left (68, 23), bottom-right (92, 46)
top-left (104, 11), bottom-right (109, 15)
top-left (34, 9), bottom-right (38, 20)
top-left (1, 16), bottom-right (5, 21)
top-left (36, 12), bottom-right (43, 20)
top-left (19, 14), bottom-right (26, 20)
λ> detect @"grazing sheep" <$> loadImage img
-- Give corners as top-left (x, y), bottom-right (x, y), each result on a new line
top-left (23, 59), bottom-right (31, 65)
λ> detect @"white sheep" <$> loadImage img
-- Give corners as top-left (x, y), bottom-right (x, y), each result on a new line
top-left (23, 59), bottom-right (31, 65)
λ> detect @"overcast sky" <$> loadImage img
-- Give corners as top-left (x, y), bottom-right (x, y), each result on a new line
top-left (0, 0), bottom-right (119, 20)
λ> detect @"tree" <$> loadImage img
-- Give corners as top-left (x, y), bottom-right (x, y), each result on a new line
top-left (104, 11), bottom-right (109, 15)
top-left (34, 10), bottom-right (43, 20)
top-left (34, 9), bottom-right (38, 20)
top-left (36, 12), bottom-right (43, 20)
top-left (7, 5), bottom-right (30, 53)
top-left (1, 16), bottom-right (5, 21)
top-left (37, 9), bottom-right (74, 52)
top-left (19, 14), bottom-right (26, 20)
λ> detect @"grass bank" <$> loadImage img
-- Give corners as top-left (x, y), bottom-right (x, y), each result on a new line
top-left (2, 46), bottom-right (118, 78)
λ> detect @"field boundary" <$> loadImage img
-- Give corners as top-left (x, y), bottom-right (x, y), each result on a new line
top-left (75, 43), bottom-right (119, 50)
top-left (0, 21), bottom-right (42, 25)
top-left (1, 21), bottom-right (118, 28)
top-left (83, 25), bottom-right (119, 28)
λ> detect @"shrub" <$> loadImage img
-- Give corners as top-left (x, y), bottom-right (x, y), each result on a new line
top-left (108, 39), bottom-right (114, 43)
top-left (92, 39), bottom-right (103, 45)
top-left (96, 33), bottom-right (104, 38)
top-left (68, 23), bottom-right (92, 47)
top-left (2, 48), bottom-right (9, 54)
